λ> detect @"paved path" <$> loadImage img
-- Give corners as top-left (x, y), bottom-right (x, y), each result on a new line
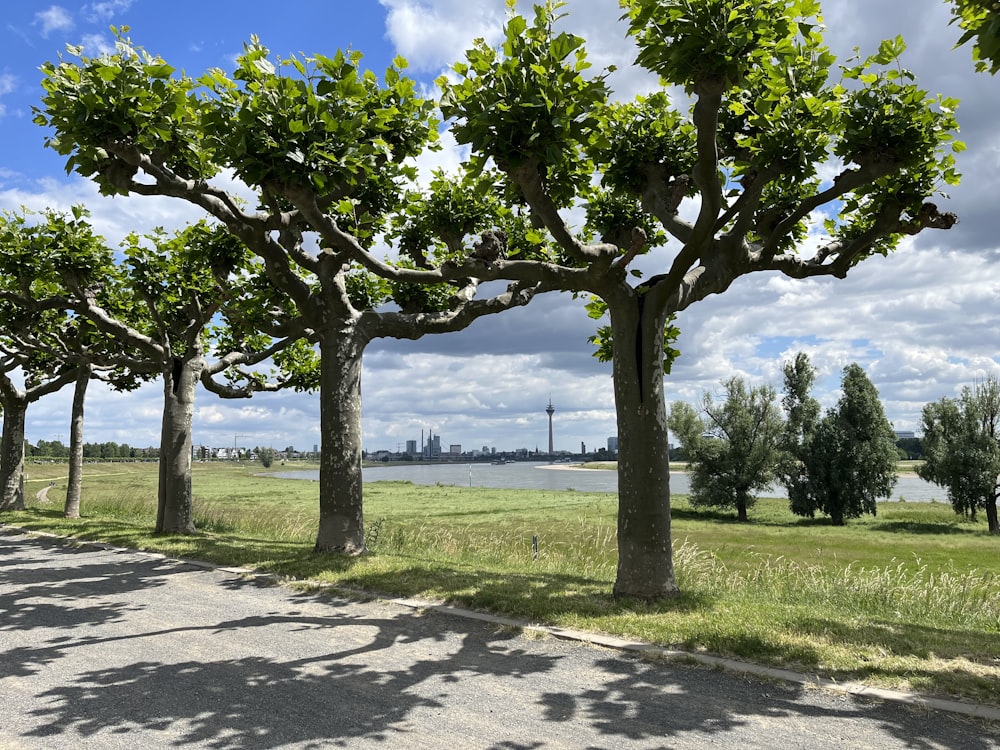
top-left (1, 528), bottom-right (998, 749)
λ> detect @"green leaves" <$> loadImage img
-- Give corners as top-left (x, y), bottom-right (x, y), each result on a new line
top-left (392, 170), bottom-right (505, 263)
top-left (34, 31), bottom-right (209, 195)
top-left (438, 0), bottom-right (610, 208)
top-left (950, 0), bottom-right (1000, 74)
top-left (35, 30), bottom-right (438, 205)
top-left (201, 40), bottom-right (437, 198)
top-left (622, 0), bottom-right (813, 93)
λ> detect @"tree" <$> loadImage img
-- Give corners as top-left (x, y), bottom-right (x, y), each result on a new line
top-left (0, 210), bottom-right (104, 511)
top-left (432, 0), bottom-right (960, 597)
top-left (5, 207), bottom-right (312, 532)
top-left (918, 377), bottom-right (1000, 533)
top-left (778, 352), bottom-right (823, 518)
top-left (37, 34), bottom-right (546, 552)
top-left (668, 377), bottom-right (783, 522)
top-left (69, 219), bottom-right (312, 533)
top-left (258, 447), bottom-right (276, 469)
top-left (950, 0), bottom-right (1000, 73)
top-left (784, 363), bottom-right (898, 525)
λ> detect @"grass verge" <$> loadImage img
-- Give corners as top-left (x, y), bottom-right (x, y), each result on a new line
top-left (7, 460), bottom-right (999, 708)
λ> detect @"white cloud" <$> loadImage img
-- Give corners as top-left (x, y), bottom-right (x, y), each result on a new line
top-left (379, 0), bottom-right (507, 72)
top-left (10, 0), bottom-right (1000, 455)
top-left (35, 6), bottom-right (74, 38)
top-left (80, 33), bottom-right (115, 56)
top-left (84, 0), bottom-right (134, 23)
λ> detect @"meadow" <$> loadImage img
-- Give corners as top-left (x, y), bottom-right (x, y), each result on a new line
top-left (6, 460), bottom-right (999, 708)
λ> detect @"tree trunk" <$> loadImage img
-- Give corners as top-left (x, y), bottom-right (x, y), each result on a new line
top-left (608, 295), bottom-right (678, 599)
top-left (0, 399), bottom-right (27, 511)
top-left (986, 495), bottom-right (999, 535)
top-left (64, 365), bottom-right (90, 519)
top-left (736, 497), bottom-right (749, 523)
top-left (314, 326), bottom-right (366, 554)
top-left (155, 354), bottom-right (202, 534)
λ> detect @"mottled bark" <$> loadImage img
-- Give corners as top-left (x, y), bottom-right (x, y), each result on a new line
top-left (64, 365), bottom-right (90, 518)
top-left (314, 326), bottom-right (366, 554)
top-left (0, 401), bottom-right (27, 511)
top-left (155, 354), bottom-right (203, 534)
top-left (608, 295), bottom-right (678, 599)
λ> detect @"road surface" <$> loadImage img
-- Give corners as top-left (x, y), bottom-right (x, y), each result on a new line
top-left (1, 528), bottom-right (997, 749)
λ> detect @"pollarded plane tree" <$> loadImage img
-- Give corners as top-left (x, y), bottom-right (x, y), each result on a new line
top-left (0, 206), bottom-right (314, 531)
top-left (36, 36), bottom-right (547, 552)
top-left (0, 207), bottom-right (136, 514)
top-left (427, 0), bottom-right (961, 598)
top-left (0, 315), bottom-right (79, 512)
top-left (56, 216), bottom-right (316, 534)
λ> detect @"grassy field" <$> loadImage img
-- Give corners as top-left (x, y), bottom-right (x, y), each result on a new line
top-left (6, 460), bottom-right (999, 708)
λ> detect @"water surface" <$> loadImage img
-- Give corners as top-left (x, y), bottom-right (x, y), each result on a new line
top-left (269, 461), bottom-right (945, 502)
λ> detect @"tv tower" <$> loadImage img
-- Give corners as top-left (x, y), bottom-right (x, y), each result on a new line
top-left (546, 398), bottom-right (555, 455)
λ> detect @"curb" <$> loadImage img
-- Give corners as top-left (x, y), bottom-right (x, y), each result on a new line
top-left (5, 525), bottom-right (1000, 723)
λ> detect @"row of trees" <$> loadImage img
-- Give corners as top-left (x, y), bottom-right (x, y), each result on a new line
top-left (28, 440), bottom-right (157, 460)
top-left (669, 354), bottom-right (899, 525)
top-left (0, 0), bottom-right (976, 598)
top-left (669, 354), bottom-right (999, 533)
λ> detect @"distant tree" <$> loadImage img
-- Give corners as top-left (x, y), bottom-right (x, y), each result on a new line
top-left (896, 437), bottom-right (924, 460)
top-left (786, 364), bottom-right (898, 525)
top-left (258, 447), bottom-right (276, 469)
top-left (918, 377), bottom-right (1000, 533)
top-left (668, 377), bottom-right (783, 522)
top-left (777, 353), bottom-right (823, 518)
top-left (950, 0), bottom-right (1000, 73)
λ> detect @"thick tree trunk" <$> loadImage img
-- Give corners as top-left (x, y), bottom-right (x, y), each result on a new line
top-left (155, 355), bottom-right (202, 534)
top-left (986, 496), bottom-right (999, 535)
top-left (314, 327), bottom-right (366, 554)
top-left (64, 365), bottom-right (90, 519)
top-left (609, 296), bottom-right (678, 599)
top-left (0, 400), bottom-right (27, 511)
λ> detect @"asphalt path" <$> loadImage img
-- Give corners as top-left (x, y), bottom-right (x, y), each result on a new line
top-left (1, 528), bottom-right (998, 750)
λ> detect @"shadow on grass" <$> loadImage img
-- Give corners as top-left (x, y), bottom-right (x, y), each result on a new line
top-left (786, 615), bottom-right (1000, 705)
top-left (868, 521), bottom-right (979, 535)
top-left (332, 563), bottom-right (713, 621)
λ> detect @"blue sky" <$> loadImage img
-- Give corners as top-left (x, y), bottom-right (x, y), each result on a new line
top-left (2, 0), bottom-right (999, 455)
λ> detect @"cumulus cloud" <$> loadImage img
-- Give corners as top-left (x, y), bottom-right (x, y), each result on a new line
top-left (35, 6), bottom-right (74, 38)
top-left (83, 0), bottom-right (134, 23)
top-left (380, 0), bottom-right (506, 72)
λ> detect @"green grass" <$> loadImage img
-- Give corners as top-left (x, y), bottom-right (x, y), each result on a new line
top-left (7, 460), bottom-right (1000, 708)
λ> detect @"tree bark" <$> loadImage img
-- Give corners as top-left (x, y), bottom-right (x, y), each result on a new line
top-left (736, 497), bottom-right (749, 523)
top-left (155, 354), bottom-right (202, 534)
top-left (314, 326), bottom-right (366, 554)
top-left (986, 496), bottom-right (999, 535)
top-left (64, 364), bottom-right (90, 518)
top-left (0, 400), bottom-right (27, 511)
top-left (608, 295), bottom-right (678, 599)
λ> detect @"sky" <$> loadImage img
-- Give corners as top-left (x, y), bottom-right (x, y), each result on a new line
top-left (1, 0), bottom-right (998, 456)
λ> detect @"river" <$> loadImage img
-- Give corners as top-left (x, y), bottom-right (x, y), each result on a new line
top-left (269, 461), bottom-right (946, 502)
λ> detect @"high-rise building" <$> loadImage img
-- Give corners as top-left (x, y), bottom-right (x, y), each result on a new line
top-left (608, 436), bottom-right (619, 453)
top-left (406, 439), bottom-right (417, 455)
top-left (546, 399), bottom-right (555, 454)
